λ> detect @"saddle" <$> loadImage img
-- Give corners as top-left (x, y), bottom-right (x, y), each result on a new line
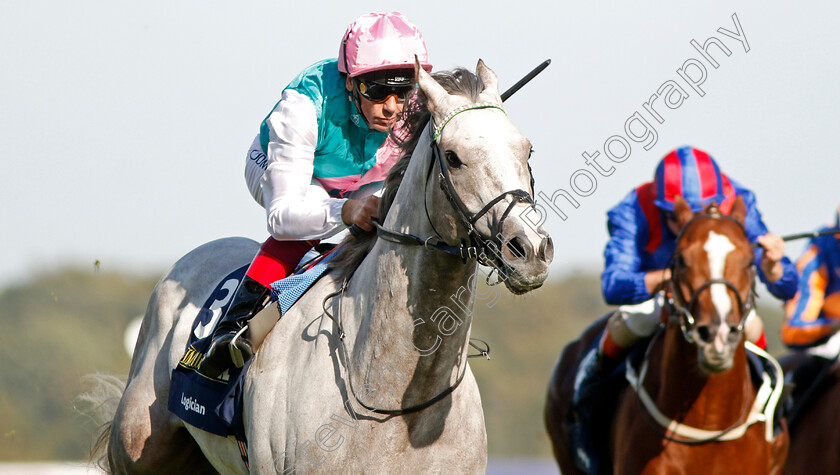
top-left (167, 246), bottom-right (340, 438)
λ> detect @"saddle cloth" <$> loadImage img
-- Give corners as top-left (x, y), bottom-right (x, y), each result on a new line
top-left (167, 248), bottom-right (338, 437)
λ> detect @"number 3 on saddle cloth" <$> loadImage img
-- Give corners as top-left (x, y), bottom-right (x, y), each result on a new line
top-left (167, 247), bottom-right (341, 439)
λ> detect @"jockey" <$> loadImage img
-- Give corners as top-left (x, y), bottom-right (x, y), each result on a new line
top-left (198, 12), bottom-right (432, 378)
top-left (585, 146), bottom-right (799, 381)
top-left (782, 208), bottom-right (840, 350)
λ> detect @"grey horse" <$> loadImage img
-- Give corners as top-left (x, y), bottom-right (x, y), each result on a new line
top-left (92, 60), bottom-right (553, 474)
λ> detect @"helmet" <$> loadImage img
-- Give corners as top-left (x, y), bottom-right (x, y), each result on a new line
top-left (653, 146), bottom-right (727, 212)
top-left (338, 12), bottom-right (432, 78)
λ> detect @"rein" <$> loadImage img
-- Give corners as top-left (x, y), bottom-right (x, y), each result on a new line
top-left (322, 277), bottom-right (489, 417)
top-left (322, 103), bottom-right (521, 416)
top-left (375, 103), bottom-right (537, 276)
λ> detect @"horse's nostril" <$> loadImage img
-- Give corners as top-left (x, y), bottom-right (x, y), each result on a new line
top-left (505, 237), bottom-right (527, 261)
top-left (696, 326), bottom-right (712, 343)
top-left (539, 236), bottom-right (554, 262)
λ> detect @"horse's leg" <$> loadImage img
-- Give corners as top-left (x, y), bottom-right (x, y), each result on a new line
top-left (545, 316), bottom-right (611, 474)
top-left (109, 374), bottom-right (217, 473)
top-left (108, 285), bottom-right (217, 474)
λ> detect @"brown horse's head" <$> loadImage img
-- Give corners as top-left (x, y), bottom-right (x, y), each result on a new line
top-left (667, 195), bottom-right (754, 373)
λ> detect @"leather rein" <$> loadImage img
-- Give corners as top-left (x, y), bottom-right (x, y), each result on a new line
top-left (325, 103), bottom-right (531, 416)
top-left (375, 104), bottom-right (536, 269)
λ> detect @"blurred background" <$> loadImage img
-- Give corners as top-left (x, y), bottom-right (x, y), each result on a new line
top-left (1, 0), bottom-right (836, 471)
top-left (0, 269), bottom-right (789, 470)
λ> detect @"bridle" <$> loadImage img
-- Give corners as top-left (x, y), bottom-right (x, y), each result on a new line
top-left (666, 209), bottom-right (757, 344)
top-left (325, 102), bottom-right (532, 417)
top-left (626, 209), bottom-right (781, 445)
top-left (375, 102), bottom-right (537, 276)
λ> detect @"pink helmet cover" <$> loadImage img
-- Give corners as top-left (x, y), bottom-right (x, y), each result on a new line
top-left (338, 12), bottom-right (432, 77)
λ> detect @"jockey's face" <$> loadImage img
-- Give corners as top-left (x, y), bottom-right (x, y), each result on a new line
top-left (346, 77), bottom-right (404, 132)
top-left (664, 210), bottom-right (681, 235)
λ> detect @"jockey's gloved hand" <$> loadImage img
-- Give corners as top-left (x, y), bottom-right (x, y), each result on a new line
top-left (644, 268), bottom-right (672, 295)
top-left (342, 195), bottom-right (380, 232)
top-left (757, 233), bottom-right (785, 282)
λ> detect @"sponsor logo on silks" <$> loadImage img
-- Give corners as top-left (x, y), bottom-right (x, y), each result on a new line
top-left (181, 393), bottom-right (206, 416)
top-left (179, 345), bottom-right (204, 369)
top-left (249, 149), bottom-right (268, 171)
top-left (350, 111), bottom-right (362, 127)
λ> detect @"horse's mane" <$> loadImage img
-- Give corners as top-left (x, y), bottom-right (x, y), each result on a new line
top-left (329, 67), bottom-right (486, 280)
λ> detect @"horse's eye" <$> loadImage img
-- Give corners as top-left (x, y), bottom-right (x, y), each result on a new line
top-left (445, 151), bottom-right (462, 169)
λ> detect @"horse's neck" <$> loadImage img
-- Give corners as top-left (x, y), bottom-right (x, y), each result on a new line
top-left (649, 328), bottom-right (753, 427)
top-left (343, 134), bottom-right (478, 407)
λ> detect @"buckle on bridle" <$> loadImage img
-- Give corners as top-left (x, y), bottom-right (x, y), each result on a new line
top-left (458, 240), bottom-right (478, 263)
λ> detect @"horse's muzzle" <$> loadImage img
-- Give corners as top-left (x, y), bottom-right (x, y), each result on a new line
top-left (496, 217), bottom-right (553, 294)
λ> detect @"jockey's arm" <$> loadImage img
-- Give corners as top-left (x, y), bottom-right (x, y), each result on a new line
top-left (782, 241), bottom-right (834, 348)
top-left (756, 233), bottom-right (786, 282)
top-left (259, 90), bottom-right (349, 241)
top-left (602, 200), bottom-right (657, 306)
top-left (730, 183), bottom-right (798, 298)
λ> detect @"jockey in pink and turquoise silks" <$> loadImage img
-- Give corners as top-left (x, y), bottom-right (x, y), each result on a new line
top-left (198, 12), bottom-right (432, 378)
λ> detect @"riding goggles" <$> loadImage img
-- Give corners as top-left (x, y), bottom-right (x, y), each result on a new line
top-left (355, 80), bottom-right (415, 103)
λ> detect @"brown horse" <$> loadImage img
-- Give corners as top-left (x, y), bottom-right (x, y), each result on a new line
top-left (779, 346), bottom-right (840, 474)
top-left (545, 196), bottom-right (788, 474)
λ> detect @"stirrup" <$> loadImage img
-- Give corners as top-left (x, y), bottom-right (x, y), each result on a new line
top-left (229, 325), bottom-right (253, 369)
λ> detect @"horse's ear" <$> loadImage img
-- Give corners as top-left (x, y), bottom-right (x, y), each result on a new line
top-left (729, 195), bottom-right (747, 225)
top-left (476, 59), bottom-right (501, 101)
top-left (673, 195), bottom-right (694, 228)
top-left (415, 56), bottom-right (448, 114)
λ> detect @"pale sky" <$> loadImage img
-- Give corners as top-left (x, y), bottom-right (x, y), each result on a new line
top-left (1, 1), bottom-right (837, 288)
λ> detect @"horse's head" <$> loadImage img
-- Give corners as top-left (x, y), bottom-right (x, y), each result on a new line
top-left (667, 195), bottom-right (755, 373)
top-left (415, 60), bottom-right (553, 294)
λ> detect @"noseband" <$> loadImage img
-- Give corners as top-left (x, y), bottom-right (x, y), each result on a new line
top-left (666, 210), bottom-right (757, 344)
top-left (375, 102), bottom-right (537, 273)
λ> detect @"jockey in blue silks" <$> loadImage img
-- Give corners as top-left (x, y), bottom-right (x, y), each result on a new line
top-left (580, 146), bottom-right (798, 389)
top-left (782, 208), bottom-right (840, 350)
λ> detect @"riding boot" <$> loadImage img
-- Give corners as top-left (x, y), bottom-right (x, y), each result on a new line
top-left (198, 275), bottom-right (270, 378)
top-left (571, 341), bottom-right (620, 474)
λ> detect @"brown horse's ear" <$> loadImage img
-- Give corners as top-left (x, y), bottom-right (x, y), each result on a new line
top-left (729, 195), bottom-right (747, 225)
top-left (673, 195), bottom-right (694, 228)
